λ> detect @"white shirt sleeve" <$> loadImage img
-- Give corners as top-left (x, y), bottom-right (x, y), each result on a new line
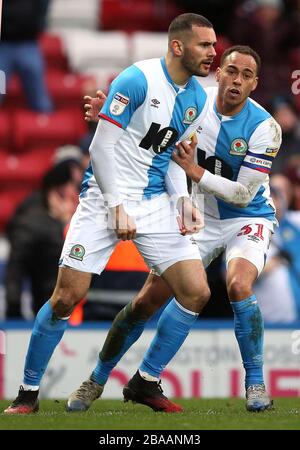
top-left (165, 159), bottom-right (189, 198)
top-left (199, 165), bottom-right (268, 207)
top-left (199, 117), bottom-right (282, 207)
top-left (89, 118), bottom-right (124, 208)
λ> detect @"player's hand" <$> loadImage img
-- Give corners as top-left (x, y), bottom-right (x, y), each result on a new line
top-left (84, 90), bottom-right (107, 122)
top-left (48, 185), bottom-right (78, 224)
top-left (172, 134), bottom-right (204, 181)
top-left (109, 204), bottom-right (137, 240)
top-left (176, 197), bottom-right (204, 235)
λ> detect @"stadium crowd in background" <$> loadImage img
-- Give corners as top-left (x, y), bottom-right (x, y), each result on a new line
top-left (4, 146), bottom-right (83, 318)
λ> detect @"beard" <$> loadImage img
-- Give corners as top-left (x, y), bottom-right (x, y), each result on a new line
top-left (181, 48), bottom-right (209, 77)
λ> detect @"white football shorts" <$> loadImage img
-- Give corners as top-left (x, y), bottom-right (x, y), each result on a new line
top-left (59, 190), bottom-right (201, 276)
top-left (192, 215), bottom-right (274, 275)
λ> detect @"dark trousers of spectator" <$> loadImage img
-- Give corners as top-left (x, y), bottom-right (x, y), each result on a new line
top-left (0, 41), bottom-right (53, 112)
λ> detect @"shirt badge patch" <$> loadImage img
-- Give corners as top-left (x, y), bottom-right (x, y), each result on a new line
top-left (109, 92), bottom-right (130, 115)
top-left (69, 244), bottom-right (85, 261)
top-left (230, 138), bottom-right (248, 155)
top-left (265, 147), bottom-right (279, 158)
top-left (183, 107), bottom-right (197, 124)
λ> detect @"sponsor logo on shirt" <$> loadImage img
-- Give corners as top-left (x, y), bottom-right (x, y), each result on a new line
top-left (247, 235), bottom-right (261, 244)
top-left (230, 138), bottom-right (248, 155)
top-left (151, 98), bottom-right (160, 108)
top-left (183, 107), bottom-right (197, 124)
top-left (109, 92), bottom-right (130, 115)
top-left (248, 156), bottom-right (272, 169)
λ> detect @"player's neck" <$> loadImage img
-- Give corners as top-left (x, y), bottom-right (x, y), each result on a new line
top-left (216, 97), bottom-right (247, 117)
top-left (165, 55), bottom-right (190, 86)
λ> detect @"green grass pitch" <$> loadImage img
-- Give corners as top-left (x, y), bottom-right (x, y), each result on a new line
top-left (0, 398), bottom-right (299, 430)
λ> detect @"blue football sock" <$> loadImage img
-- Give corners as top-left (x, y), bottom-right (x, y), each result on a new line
top-left (23, 301), bottom-right (68, 386)
top-left (139, 298), bottom-right (198, 378)
top-left (91, 302), bottom-right (147, 385)
top-left (230, 295), bottom-right (264, 389)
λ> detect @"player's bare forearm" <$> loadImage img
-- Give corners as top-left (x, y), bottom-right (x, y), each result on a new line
top-left (185, 163), bottom-right (205, 182)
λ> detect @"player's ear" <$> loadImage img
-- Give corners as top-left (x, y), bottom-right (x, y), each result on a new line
top-left (215, 67), bottom-right (221, 82)
top-left (251, 77), bottom-right (258, 92)
top-left (171, 39), bottom-right (183, 56)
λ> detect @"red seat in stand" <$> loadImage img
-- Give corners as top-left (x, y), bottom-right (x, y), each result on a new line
top-left (13, 109), bottom-right (87, 151)
top-left (0, 188), bottom-right (33, 231)
top-left (47, 70), bottom-right (97, 108)
top-left (39, 32), bottom-right (69, 71)
top-left (0, 113), bottom-right (12, 147)
top-left (0, 148), bottom-right (55, 187)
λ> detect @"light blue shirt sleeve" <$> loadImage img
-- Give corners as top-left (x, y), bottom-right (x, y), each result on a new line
top-left (100, 65), bottom-right (148, 129)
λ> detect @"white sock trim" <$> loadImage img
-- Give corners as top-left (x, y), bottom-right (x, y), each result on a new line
top-left (174, 299), bottom-right (199, 316)
top-left (22, 384), bottom-right (39, 391)
top-left (139, 370), bottom-right (159, 382)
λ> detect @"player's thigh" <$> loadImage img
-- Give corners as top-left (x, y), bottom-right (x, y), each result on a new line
top-left (132, 194), bottom-right (202, 276)
top-left (135, 230), bottom-right (201, 277)
top-left (51, 266), bottom-right (92, 304)
top-left (60, 192), bottom-right (118, 275)
top-left (135, 231), bottom-right (207, 311)
top-left (161, 259), bottom-right (208, 302)
top-left (226, 257), bottom-right (258, 290)
top-left (192, 216), bottom-right (224, 269)
top-left (225, 219), bottom-right (272, 277)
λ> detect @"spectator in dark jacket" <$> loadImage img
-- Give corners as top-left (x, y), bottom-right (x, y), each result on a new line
top-left (5, 162), bottom-right (79, 318)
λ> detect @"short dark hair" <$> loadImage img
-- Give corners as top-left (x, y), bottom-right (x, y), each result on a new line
top-left (168, 13), bottom-right (213, 41)
top-left (220, 45), bottom-right (261, 75)
top-left (42, 162), bottom-right (75, 193)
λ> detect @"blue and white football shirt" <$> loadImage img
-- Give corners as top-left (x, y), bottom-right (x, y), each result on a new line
top-left (81, 58), bottom-right (208, 200)
top-left (195, 87), bottom-right (282, 222)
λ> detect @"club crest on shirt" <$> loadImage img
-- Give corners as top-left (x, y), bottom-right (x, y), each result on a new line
top-left (230, 138), bottom-right (248, 155)
top-left (69, 244), bottom-right (85, 261)
top-left (183, 107), bottom-right (197, 124)
top-left (109, 92), bottom-right (130, 115)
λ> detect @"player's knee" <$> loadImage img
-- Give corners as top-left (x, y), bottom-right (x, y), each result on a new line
top-left (227, 277), bottom-right (252, 300)
top-left (51, 288), bottom-right (82, 317)
top-left (133, 294), bottom-right (155, 319)
top-left (133, 290), bottom-right (164, 319)
top-left (132, 275), bottom-right (171, 319)
top-left (198, 285), bottom-right (211, 309)
top-left (186, 284), bottom-right (211, 313)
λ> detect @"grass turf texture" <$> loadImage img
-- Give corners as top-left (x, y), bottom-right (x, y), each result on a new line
top-left (0, 398), bottom-right (299, 430)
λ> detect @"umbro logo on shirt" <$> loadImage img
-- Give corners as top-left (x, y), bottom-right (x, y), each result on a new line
top-left (151, 98), bottom-right (160, 108)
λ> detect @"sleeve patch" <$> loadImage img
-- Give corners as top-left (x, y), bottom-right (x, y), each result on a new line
top-left (264, 147), bottom-right (279, 158)
top-left (109, 92), bottom-right (130, 116)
